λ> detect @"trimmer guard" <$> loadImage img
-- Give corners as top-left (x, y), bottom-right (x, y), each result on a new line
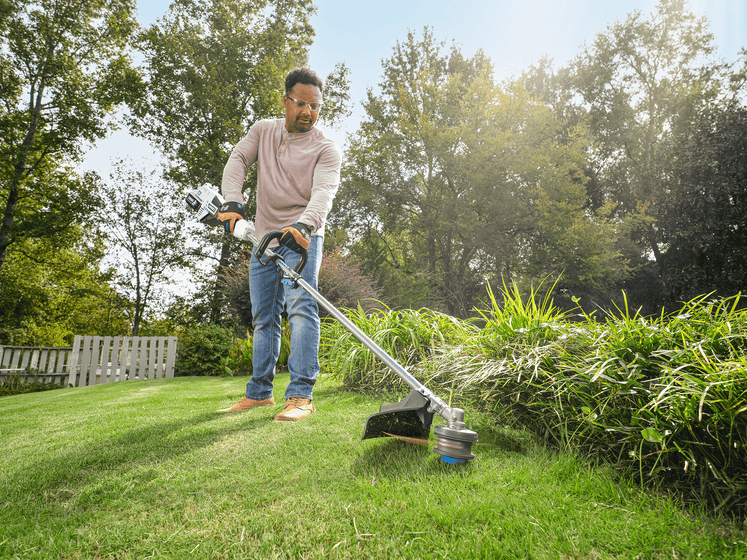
top-left (362, 389), bottom-right (434, 440)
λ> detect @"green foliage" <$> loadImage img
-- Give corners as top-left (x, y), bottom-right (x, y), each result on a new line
top-left (456, 291), bottom-right (747, 514)
top-left (336, 228), bottom-right (442, 312)
top-left (221, 334), bottom-right (253, 376)
top-left (278, 319), bottom-right (291, 369)
top-left (97, 161), bottom-right (194, 336)
top-left (0, 373), bottom-right (63, 397)
top-left (659, 104), bottom-right (747, 305)
top-left (322, 283), bottom-right (747, 515)
top-left (565, 0), bottom-right (747, 310)
top-left (474, 278), bottom-right (566, 347)
top-left (0, 232), bottom-right (130, 346)
top-left (321, 305), bottom-right (474, 392)
top-left (336, 28), bottom-right (625, 318)
top-left (174, 324), bottom-right (235, 376)
top-left (0, 0), bottom-right (141, 274)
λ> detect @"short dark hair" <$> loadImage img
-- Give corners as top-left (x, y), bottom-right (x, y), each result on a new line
top-left (285, 67), bottom-right (324, 96)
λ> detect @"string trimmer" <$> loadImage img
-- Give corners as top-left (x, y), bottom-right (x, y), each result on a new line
top-left (186, 185), bottom-right (479, 464)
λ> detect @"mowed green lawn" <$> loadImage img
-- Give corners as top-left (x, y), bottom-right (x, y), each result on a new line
top-left (0, 375), bottom-right (744, 559)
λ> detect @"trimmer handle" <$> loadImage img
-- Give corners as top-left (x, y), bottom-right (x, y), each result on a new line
top-left (254, 230), bottom-right (308, 276)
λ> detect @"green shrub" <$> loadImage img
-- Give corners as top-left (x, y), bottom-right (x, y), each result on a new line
top-left (321, 304), bottom-right (473, 392)
top-left (0, 372), bottom-right (63, 397)
top-left (425, 289), bottom-right (747, 515)
top-left (174, 324), bottom-right (235, 376)
top-left (278, 320), bottom-right (290, 368)
top-left (222, 334), bottom-right (253, 376)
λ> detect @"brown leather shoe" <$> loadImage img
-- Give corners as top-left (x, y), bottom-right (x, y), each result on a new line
top-left (274, 397), bottom-right (316, 421)
top-left (216, 396), bottom-right (275, 413)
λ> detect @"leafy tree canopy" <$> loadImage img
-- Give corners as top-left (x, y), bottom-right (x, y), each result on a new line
top-left (567, 0), bottom-right (746, 264)
top-left (96, 161), bottom-right (195, 336)
top-left (0, 229), bottom-right (129, 345)
top-left (0, 0), bottom-right (142, 274)
top-left (335, 28), bottom-right (626, 316)
top-left (658, 103), bottom-right (747, 304)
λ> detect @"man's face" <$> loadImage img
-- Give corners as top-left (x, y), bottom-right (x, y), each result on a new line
top-left (283, 83), bottom-right (323, 134)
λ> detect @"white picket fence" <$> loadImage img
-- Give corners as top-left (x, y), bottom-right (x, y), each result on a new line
top-left (0, 336), bottom-right (178, 387)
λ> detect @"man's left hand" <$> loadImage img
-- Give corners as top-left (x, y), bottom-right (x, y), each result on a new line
top-left (217, 201), bottom-right (245, 234)
top-left (280, 223), bottom-right (312, 252)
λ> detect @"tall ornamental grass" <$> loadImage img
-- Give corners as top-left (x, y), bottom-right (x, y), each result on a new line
top-left (321, 286), bottom-right (747, 515)
top-left (321, 304), bottom-right (473, 392)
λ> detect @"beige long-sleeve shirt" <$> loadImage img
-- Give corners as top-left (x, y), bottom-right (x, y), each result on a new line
top-left (221, 118), bottom-right (342, 240)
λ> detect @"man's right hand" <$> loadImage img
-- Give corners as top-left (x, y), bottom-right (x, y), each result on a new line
top-left (217, 201), bottom-right (245, 234)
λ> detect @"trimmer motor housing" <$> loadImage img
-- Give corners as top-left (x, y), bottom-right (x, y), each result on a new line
top-left (185, 186), bottom-right (224, 227)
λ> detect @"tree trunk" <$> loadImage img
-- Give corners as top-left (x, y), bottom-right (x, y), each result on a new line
top-left (210, 239), bottom-right (232, 324)
top-left (0, 184), bottom-right (19, 275)
top-left (1, 78), bottom-right (45, 275)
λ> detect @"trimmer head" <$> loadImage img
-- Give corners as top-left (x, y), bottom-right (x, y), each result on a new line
top-left (362, 389), bottom-right (434, 440)
top-left (434, 424), bottom-right (479, 464)
top-left (362, 390), bottom-right (479, 465)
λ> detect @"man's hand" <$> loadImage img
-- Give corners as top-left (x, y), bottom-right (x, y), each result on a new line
top-left (217, 201), bottom-right (245, 234)
top-left (280, 222), bottom-right (312, 252)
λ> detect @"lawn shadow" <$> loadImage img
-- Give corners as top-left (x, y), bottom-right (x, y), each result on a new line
top-left (353, 436), bottom-right (435, 478)
top-left (459, 411), bottom-right (538, 455)
top-left (353, 435), bottom-right (505, 482)
top-left (1, 410), bottom-right (267, 501)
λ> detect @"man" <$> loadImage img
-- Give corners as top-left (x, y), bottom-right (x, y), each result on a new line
top-left (216, 67), bottom-right (342, 421)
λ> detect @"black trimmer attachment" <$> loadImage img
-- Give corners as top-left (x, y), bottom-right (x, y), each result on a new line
top-left (362, 386), bottom-right (478, 464)
top-left (362, 389), bottom-right (480, 464)
top-left (186, 185), bottom-right (479, 464)
top-left (362, 389), bottom-right (434, 440)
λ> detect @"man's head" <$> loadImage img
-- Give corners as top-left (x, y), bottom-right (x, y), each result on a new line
top-left (283, 67), bottom-right (324, 134)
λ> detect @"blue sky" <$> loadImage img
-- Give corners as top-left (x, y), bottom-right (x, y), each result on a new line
top-left (84, 0), bottom-right (746, 174)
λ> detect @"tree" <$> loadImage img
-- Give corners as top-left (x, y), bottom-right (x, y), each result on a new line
top-left (97, 162), bottom-right (194, 336)
top-left (566, 0), bottom-right (745, 291)
top-left (130, 0), bottom-right (350, 323)
top-left (336, 29), bottom-right (624, 316)
top-left (0, 0), bottom-right (141, 275)
top-left (337, 30), bottom-right (510, 316)
top-left (0, 230), bottom-right (129, 345)
top-left (658, 103), bottom-right (747, 303)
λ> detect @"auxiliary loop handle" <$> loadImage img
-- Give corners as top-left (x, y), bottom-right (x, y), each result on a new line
top-left (254, 230), bottom-right (308, 276)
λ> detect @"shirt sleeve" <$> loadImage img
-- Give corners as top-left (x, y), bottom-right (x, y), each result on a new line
top-left (298, 142), bottom-right (343, 232)
top-left (221, 124), bottom-right (260, 204)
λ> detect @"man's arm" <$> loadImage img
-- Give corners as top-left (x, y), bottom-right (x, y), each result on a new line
top-left (297, 142), bottom-right (343, 232)
top-left (221, 124), bottom-right (261, 204)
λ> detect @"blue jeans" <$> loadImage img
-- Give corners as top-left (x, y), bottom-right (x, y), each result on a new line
top-left (245, 236), bottom-right (322, 402)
